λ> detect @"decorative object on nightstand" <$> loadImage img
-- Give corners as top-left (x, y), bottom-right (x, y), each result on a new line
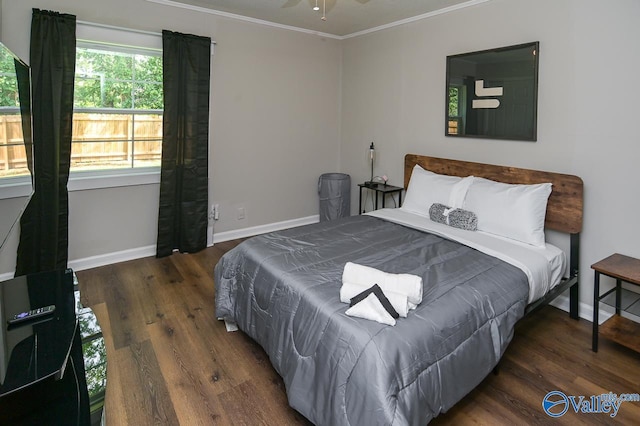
top-left (365, 142), bottom-right (376, 186)
top-left (358, 182), bottom-right (403, 214)
top-left (591, 253), bottom-right (640, 353)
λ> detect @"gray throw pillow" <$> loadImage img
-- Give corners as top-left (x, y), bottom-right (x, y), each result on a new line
top-left (429, 203), bottom-right (478, 231)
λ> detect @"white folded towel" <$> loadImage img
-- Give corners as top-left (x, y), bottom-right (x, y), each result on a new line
top-left (342, 262), bottom-right (423, 305)
top-left (345, 292), bottom-right (396, 326)
top-left (340, 281), bottom-right (415, 317)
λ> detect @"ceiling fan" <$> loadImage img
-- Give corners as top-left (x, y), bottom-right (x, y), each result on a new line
top-left (282, 0), bottom-right (370, 21)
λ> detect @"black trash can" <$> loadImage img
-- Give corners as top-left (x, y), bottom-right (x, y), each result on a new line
top-left (318, 173), bottom-right (351, 222)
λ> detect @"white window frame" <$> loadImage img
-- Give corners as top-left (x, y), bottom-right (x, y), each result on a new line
top-left (71, 22), bottom-right (164, 191)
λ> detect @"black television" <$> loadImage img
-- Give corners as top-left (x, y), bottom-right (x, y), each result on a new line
top-left (0, 42), bottom-right (33, 252)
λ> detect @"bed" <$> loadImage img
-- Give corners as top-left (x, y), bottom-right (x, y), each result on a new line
top-left (214, 154), bottom-right (583, 425)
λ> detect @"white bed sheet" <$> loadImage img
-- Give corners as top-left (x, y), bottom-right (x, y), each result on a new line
top-left (366, 208), bottom-right (566, 303)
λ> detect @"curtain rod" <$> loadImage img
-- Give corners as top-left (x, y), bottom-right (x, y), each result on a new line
top-left (76, 20), bottom-right (217, 45)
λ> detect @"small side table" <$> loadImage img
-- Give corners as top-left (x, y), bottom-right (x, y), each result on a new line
top-left (358, 183), bottom-right (403, 214)
top-left (591, 253), bottom-right (640, 353)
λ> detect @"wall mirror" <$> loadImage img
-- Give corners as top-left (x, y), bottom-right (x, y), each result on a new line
top-left (446, 41), bottom-right (539, 141)
top-left (0, 42), bottom-right (33, 251)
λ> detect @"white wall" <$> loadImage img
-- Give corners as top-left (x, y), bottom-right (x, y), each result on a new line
top-left (340, 0), bottom-right (640, 309)
top-left (0, 0), bottom-right (342, 274)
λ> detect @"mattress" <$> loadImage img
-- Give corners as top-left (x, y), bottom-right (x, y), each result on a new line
top-left (368, 208), bottom-right (566, 303)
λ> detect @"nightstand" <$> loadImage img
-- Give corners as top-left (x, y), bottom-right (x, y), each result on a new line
top-left (591, 253), bottom-right (640, 353)
top-left (358, 183), bottom-right (403, 214)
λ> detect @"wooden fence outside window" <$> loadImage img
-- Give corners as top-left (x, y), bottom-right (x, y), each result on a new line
top-left (0, 113), bottom-right (163, 178)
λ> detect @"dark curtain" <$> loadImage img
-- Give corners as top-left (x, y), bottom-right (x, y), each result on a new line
top-left (16, 9), bottom-right (76, 276)
top-left (156, 30), bottom-right (211, 257)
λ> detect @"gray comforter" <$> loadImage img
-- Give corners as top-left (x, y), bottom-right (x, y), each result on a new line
top-left (214, 215), bottom-right (529, 425)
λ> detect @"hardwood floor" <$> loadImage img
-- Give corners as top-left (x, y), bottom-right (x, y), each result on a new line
top-left (77, 240), bottom-right (640, 425)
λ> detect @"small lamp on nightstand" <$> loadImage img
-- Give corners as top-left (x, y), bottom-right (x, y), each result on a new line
top-left (366, 142), bottom-right (375, 187)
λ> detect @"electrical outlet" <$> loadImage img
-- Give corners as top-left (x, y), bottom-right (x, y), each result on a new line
top-left (237, 207), bottom-right (246, 220)
top-left (209, 204), bottom-right (221, 221)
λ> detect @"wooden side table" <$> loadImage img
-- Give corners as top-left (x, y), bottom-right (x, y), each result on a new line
top-left (591, 253), bottom-right (640, 353)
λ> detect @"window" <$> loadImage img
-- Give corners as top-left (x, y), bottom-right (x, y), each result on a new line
top-left (72, 43), bottom-right (163, 173)
top-left (447, 85), bottom-right (465, 136)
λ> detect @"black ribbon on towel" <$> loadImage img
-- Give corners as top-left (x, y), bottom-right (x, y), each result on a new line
top-left (349, 284), bottom-right (400, 319)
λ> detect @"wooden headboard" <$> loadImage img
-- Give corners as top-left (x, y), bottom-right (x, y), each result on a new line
top-left (404, 154), bottom-right (584, 234)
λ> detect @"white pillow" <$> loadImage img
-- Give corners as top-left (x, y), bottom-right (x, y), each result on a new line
top-left (463, 177), bottom-right (552, 247)
top-left (401, 165), bottom-right (473, 217)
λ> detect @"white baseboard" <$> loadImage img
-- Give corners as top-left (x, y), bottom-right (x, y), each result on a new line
top-left (69, 245), bottom-right (157, 272)
top-left (548, 293), bottom-right (614, 324)
top-left (0, 245), bottom-right (157, 280)
top-left (211, 215), bottom-right (319, 244)
top-left (63, 214), bottom-right (320, 272)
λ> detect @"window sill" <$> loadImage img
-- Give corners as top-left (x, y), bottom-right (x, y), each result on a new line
top-left (0, 176), bottom-right (32, 200)
top-left (0, 168), bottom-right (159, 199)
top-left (68, 168), bottom-right (160, 191)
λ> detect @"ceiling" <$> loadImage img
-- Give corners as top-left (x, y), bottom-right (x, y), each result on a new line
top-left (156, 0), bottom-right (487, 38)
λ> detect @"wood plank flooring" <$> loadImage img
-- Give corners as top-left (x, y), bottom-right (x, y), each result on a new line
top-left (77, 239), bottom-right (640, 425)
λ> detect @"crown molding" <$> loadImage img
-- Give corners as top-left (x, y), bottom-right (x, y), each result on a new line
top-left (147, 0), bottom-right (491, 40)
top-left (146, 0), bottom-right (342, 40)
top-left (342, 0), bottom-right (490, 39)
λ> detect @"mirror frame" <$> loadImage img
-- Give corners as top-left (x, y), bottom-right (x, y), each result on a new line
top-left (445, 41), bottom-right (539, 142)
